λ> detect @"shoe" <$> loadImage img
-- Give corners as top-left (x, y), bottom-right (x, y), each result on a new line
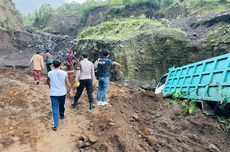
top-left (71, 104), bottom-right (76, 108)
top-left (90, 103), bottom-right (95, 110)
top-left (52, 126), bottom-right (57, 131)
top-left (71, 100), bottom-right (77, 108)
top-left (101, 102), bottom-right (106, 107)
top-left (60, 115), bottom-right (65, 120)
top-left (97, 101), bottom-right (101, 106)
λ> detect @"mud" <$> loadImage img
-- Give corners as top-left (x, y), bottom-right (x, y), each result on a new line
top-left (0, 69), bottom-right (229, 152)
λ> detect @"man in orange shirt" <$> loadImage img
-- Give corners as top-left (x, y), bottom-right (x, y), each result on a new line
top-left (29, 51), bottom-right (44, 85)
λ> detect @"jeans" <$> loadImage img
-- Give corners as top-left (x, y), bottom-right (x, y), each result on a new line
top-left (97, 77), bottom-right (110, 103)
top-left (50, 95), bottom-right (66, 127)
top-left (73, 79), bottom-right (94, 106)
top-left (46, 63), bottom-right (52, 73)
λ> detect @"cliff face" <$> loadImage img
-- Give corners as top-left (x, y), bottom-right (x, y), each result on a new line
top-left (74, 9), bottom-right (230, 83)
top-left (0, 0), bottom-right (33, 52)
top-left (73, 18), bottom-right (192, 83)
top-left (42, 14), bottom-right (81, 37)
top-left (75, 33), bottom-right (191, 84)
top-left (0, 0), bottom-right (24, 31)
top-left (32, 2), bottom-right (160, 37)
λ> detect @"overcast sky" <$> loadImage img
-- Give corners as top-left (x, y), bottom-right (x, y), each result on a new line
top-left (12, 0), bottom-right (87, 14)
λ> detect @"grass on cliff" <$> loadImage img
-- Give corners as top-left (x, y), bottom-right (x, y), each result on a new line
top-left (188, 0), bottom-right (230, 15)
top-left (79, 17), bottom-right (187, 41)
top-left (205, 25), bottom-right (230, 49)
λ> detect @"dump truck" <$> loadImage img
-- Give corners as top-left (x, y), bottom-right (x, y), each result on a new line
top-left (155, 53), bottom-right (230, 104)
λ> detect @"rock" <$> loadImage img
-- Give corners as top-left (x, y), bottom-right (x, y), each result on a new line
top-left (88, 134), bottom-right (98, 143)
top-left (109, 122), bottom-right (115, 126)
top-left (208, 144), bottom-right (221, 152)
top-left (123, 82), bottom-right (129, 87)
top-left (131, 113), bottom-right (139, 121)
top-left (146, 135), bottom-right (157, 146)
top-left (108, 118), bottom-right (113, 122)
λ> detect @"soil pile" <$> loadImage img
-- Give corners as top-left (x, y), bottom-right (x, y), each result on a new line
top-left (0, 69), bottom-right (229, 152)
top-left (82, 86), bottom-right (230, 152)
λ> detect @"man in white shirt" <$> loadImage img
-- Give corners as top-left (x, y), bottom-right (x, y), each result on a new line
top-left (47, 60), bottom-right (74, 131)
top-left (71, 53), bottom-right (95, 110)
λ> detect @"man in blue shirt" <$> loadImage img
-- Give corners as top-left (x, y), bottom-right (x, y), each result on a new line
top-left (95, 51), bottom-right (121, 106)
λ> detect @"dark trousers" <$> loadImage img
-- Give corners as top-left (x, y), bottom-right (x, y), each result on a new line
top-left (46, 63), bottom-right (52, 73)
top-left (73, 79), bottom-right (94, 106)
top-left (50, 95), bottom-right (66, 127)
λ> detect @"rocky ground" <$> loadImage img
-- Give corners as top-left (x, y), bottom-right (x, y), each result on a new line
top-left (0, 69), bottom-right (229, 152)
top-left (0, 28), bottom-right (76, 70)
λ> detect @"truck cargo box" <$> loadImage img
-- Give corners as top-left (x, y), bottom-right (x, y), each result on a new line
top-left (162, 53), bottom-right (230, 103)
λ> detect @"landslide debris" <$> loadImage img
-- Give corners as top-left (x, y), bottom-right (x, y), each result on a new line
top-left (0, 69), bottom-right (229, 152)
top-left (80, 85), bottom-right (230, 152)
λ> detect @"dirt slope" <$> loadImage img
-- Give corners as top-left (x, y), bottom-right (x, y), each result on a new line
top-left (0, 69), bottom-right (229, 152)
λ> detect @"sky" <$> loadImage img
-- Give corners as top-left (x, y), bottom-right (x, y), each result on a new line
top-left (12, 0), bottom-right (87, 14)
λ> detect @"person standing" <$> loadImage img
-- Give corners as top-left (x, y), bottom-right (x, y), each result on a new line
top-left (47, 60), bottom-right (74, 131)
top-left (29, 51), bottom-right (44, 85)
top-left (95, 51), bottom-right (121, 106)
top-left (66, 49), bottom-right (75, 71)
top-left (43, 49), bottom-right (53, 73)
top-left (71, 53), bottom-right (95, 110)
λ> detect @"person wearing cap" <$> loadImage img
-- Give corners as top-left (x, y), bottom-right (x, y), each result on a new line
top-left (71, 52), bottom-right (95, 110)
top-left (47, 60), bottom-right (74, 131)
top-left (43, 49), bottom-right (53, 73)
top-left (94, 51), bottom-right (121, 106)
top-left (29, 51), bottom-right (45, 85)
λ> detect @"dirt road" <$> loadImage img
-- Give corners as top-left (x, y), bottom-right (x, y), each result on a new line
top-left (0, 69), bottom-right (229, 152)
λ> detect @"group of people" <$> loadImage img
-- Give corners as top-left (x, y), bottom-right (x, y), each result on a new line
top-left (29, 49), bottom-right (121, 131)
top-left (29, 49), bottom-right (76, 84)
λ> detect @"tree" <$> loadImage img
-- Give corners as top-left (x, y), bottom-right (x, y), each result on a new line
top-left (161, 0), bottom-right (174, 7)
top-left (122, 0), bottom-right (131, 5)
top-left (37, 4), bottom-right (53, 21)
top-left (220, 0), bottom-right (227, 3)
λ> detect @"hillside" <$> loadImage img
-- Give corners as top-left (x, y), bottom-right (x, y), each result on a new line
top-left (76, 17), bottom-right (191, 83)
top-left (0, 0), bottom-right (76, 68)
top-left (0, 0), bottom-right (24, 31)
top-left (0, 0), bottom-right (34, 52)
top-left (20, 0), bottom-right (230, 83)
top-left (23, 0), bottom-right (230, 36)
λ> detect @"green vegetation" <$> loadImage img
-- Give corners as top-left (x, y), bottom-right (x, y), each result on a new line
top-left (23, 0), bottom-right (159, 27)
top-left (0, 26), bottom-right (7, 31)
top-left (186, 0), bottom-right (230, 15)
top-left (56, 0), bottom-right (158, 16)
top-left (217, 116), bottom-right (230, 132)
top-left (79, 17), bottom-right (186, 40)
top-left (22, 0), bottom-right (230, 28)
top-left (172, 90), bottom-right (197, 116)
top-left (205, 24), bottom-right (230, 53)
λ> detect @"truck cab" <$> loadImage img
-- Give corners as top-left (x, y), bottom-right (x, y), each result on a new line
top-left (155, 73), bottom-right (168, 94)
